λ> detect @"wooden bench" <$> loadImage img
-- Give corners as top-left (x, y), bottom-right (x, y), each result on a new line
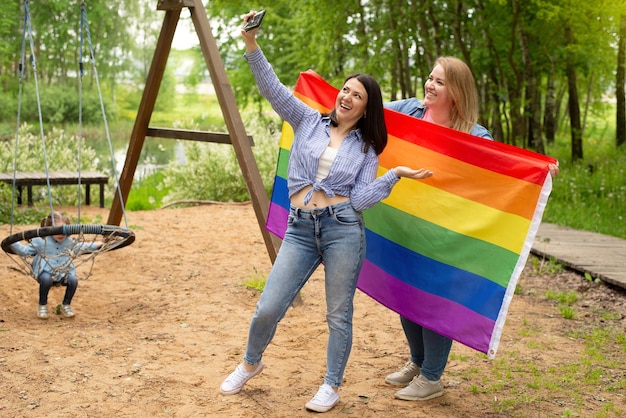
top-left (0, 171), bottom-right (108, 208)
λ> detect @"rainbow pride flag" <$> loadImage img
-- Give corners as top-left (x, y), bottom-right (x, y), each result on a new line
top-left (266, 70), bottom-right (556, 358)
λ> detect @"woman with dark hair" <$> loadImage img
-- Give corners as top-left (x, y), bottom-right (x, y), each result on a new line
top-left (220, 11), bottom-right (433, 414)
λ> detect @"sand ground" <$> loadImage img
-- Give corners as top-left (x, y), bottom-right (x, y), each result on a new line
top-left (1, 204), bottom-right (624, 417)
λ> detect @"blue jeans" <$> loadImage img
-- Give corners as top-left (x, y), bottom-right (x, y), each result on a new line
top-left (244, 201), bottom-right (365, 387)
top-left (38, 271), bottom-right (78, 306)
top-left (401, 316), bottom-right (453, 381)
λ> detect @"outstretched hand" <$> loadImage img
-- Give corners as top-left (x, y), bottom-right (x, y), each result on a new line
top-left (394, 166), bottom-right (434, 179)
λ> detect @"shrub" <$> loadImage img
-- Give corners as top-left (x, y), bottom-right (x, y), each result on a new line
top-left (13, 83), bottom-right (117, 125)
top-left (162, 113), bottom-right (279, 203)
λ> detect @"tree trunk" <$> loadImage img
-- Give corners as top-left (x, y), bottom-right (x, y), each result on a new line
top-left (515, 0), bottom-right (544, 154)
top-left (544, 72), bottom-right (557, 144)
top-left (506, 0), bottom-right (528, 147)
top-left (582, 71), bottom-right (595, 138)
top-left (452, 1), bottom-right (472, 66)
top-left (617, 13), bottom-right (626, 147)
top-left (476, 0), bottom-right (504, 141)
top-left (530, 73), bottom-right (545, 154)
top-left (565, 26), bottom-right (583, 161)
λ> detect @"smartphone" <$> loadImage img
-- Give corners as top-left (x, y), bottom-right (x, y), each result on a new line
top-left (244, 10), bottom-right (266, 31)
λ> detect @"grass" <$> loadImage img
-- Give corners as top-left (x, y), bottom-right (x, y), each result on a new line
top-left (125, 171), bottom-right (170, 211)
top-left (243, 267), bottom-right (267, 291)
top-left (545, 289), bottom-right (579, 319)
top-left (446, 254), bottom-right (626, 416)
top-left (529, 254), bottom-right (564, 275)
top-left (470, 307), bottom-right (625, 416)
top-left (543, 110), bottom-right (626, 239)
top-left (545, 290), bottom-right (579, 305)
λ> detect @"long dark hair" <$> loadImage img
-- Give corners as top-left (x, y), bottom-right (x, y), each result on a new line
top-left (327, 74), bottom-right (388, 155)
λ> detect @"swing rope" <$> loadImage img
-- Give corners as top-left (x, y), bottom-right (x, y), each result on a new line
top-left (79, 0), bottom-right (131, 227)
top-left (10, 0), bottom-right (56, 234)
top-left (2, 0), bottom-right (135, 281)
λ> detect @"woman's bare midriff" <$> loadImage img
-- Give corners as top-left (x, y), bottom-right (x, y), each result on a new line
top-left (291, 186), bottom-right (350, 209)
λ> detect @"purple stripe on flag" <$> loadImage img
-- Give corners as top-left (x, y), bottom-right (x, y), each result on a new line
top-left (266, 202), bottom-right (288, 239)
top-left (357, 259), bottom-right (494, 353)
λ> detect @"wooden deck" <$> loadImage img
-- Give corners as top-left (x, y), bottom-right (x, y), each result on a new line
top-left (0, 171), bottom-right (108, 208)
top-left (532, 222), bottom-right (626, 290)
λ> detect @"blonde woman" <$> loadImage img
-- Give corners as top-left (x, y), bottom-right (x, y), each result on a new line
top-left (384, 56), bottom-right (558, 401)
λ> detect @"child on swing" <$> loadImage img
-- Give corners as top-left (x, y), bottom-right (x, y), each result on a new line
top-left (10, 211), bottom-right (102, 319)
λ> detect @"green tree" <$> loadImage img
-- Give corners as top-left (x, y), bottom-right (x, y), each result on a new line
top-left (2, 0), bottom-right (144, 125)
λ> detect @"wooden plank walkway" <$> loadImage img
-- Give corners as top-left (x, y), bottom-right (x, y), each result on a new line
top-left (532, 222), bottom-right (626, 290)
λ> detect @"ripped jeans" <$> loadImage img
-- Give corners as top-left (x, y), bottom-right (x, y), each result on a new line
top-left (244, 201), bottom-right (365, 387)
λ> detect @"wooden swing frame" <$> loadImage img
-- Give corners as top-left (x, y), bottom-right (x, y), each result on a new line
top-left (107, 0), bottom-right (281, 263)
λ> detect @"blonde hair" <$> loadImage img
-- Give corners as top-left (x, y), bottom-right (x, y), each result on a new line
top-left (434, 56), bottom-right (479, 134)
top-left (41, 211), bottom-right (70, 227)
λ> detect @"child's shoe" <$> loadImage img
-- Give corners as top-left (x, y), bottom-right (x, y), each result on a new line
top-left (37, 305), bottom-right (49, 319)
top-left (61, 304), bottom-right (75, 318)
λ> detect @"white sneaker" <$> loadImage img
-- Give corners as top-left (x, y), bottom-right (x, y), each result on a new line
top-left (220, 362), bottom-right (263, 395)
top-left (305, 383), bottom-right (339, 413)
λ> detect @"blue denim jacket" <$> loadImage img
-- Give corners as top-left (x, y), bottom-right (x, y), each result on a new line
top-left (384, 98), bottom-right (493, 139)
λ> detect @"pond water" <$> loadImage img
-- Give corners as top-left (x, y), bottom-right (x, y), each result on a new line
top-left (92, 136), bottom-right (186, 182)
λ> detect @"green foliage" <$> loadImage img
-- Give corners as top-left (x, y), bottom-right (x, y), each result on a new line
top-left (545, 290), bottom-right (579, 320)
top-left (530, 255), bottom-right (564, 275)
top-left (543, 131), bottom-right (626, 239)
top-left (584, 272), bottom-right (601, 283)
top-left (558, 305), bottom-right (576, 319)
top-left (0, 91), bottom-right (16, 123)
top-left (13, 83), bottom-right (118, 125)
top-left (0, 184), bottom-right (47, 225)
top-left (161, 112), bottom-right (279, 204)
top-left (163, 141), bottom-right (247, 203)
top-left (126, 171), bottom-right (170, 211)
top-left (153, 65), bottom-right (178, 115)
top-left (545, 290), bottom-right (579, 305)
top-left (0, 123), bottom-right (100, 217)
top-left (243, 268), bottom-right (267, 292)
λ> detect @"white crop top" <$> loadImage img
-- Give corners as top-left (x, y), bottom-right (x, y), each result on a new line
top-left (315, 146), bottom-right (338, 183)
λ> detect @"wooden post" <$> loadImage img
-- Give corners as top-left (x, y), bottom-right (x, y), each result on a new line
top-left (107, 0), bottom-right (282, 265)
top-left (107, 3), bottom-right (179, 226)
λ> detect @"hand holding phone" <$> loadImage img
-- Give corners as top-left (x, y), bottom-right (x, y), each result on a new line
top-left (244, 10), bottom-right (266, 31)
